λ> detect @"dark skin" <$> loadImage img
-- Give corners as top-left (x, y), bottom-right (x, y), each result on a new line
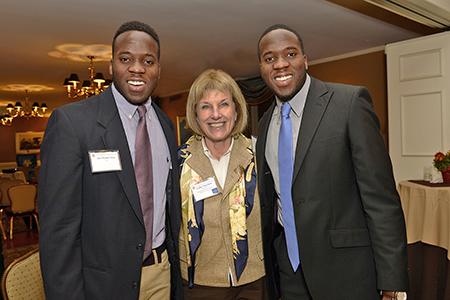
top-left (109, 30), bottom-right (161, 105)
top-left (258, 29), bottom-right (308, 102)
top-left (259, 28), bottom-right (398, 300)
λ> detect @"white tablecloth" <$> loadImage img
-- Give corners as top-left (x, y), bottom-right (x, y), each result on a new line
top-left (0, 171), bottom-right (27, 183)
top-left (398, 180), bottom-right (450, 259)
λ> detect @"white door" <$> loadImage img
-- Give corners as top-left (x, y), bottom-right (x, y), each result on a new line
top-left (386, 31), bottom-right (450, 182)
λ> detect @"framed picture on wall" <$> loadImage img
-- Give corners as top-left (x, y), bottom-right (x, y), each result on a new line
top-left (176, 116), bottom-right (191, 146)
top-left (17, 153), bottom-right (37, 181)
top-left (15, 131), bottom-right (44, 154)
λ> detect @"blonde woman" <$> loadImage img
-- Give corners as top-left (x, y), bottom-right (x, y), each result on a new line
top-left (178, 69), bottom-right (268, 299)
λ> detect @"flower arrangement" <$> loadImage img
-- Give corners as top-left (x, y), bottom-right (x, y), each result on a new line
top-left (433, 150), bottom-right (450, 172)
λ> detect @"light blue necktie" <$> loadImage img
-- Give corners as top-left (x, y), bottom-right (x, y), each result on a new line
top-left (278, 103), bottom-right (300, 272)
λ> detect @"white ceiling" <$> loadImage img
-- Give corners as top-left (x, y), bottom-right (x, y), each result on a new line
top-left (0, 0), bottom-right (443, 114)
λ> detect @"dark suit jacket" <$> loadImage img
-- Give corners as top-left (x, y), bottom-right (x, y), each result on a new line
top-left (38, 87), bottom-right (183, 300)
top-left (256, 77), bottom-right (409, 300)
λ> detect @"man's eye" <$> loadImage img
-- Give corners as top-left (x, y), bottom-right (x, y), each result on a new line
top-left (120, 57), bottom-right (130, 62)
top-left (144, 59), bottom-right (154, 65)
top-left (265, 57), bottom-right (274, 63)
top-left (287, 52), bottom-right (297, 57)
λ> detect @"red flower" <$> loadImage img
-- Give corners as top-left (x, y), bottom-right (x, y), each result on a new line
top-left (433, 150), bottom-right (450, 172)
top-left (435, 152), bottom-right (445, 162)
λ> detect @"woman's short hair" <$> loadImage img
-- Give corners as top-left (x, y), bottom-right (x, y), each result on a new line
top-left (186, 69), bottom-right (248, 137)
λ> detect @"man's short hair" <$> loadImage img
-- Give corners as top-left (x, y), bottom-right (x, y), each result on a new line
top-left (112, 21), bottom-right (160, 59)
top-left (257, 24), bottom-right (305, 61)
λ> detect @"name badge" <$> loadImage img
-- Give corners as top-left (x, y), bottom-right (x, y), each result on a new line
top-left (89, 150), bottom-right (122, 173)
top-left (191, 177), bottom-right (219, 201)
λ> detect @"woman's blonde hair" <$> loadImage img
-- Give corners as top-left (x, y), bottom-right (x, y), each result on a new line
top-left (186, 69), bottom-right (248, 137)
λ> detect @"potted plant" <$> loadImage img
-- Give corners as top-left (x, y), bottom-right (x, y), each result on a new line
top-left (433, 151), bottom-right (450, 183)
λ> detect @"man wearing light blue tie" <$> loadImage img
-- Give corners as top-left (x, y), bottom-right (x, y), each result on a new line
top-left (255, 24), bottom-right (409, 300)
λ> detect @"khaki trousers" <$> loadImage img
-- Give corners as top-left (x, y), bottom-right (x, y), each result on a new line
top-left (139, 249), bottom-right (171, 300)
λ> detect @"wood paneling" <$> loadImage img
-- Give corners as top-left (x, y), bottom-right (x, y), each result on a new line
top-left (308, 50), bottom-right (388, 145)
top-left (0, 117), bottom-right (48, 163)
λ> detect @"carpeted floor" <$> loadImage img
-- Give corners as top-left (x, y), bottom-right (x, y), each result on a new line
top-left (1, 217), bottom-right (39, 269)
top-left (3, 244), bottom-right (39, 269)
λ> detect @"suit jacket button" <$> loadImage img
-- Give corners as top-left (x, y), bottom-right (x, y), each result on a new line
top-left (132, 282), bottom-right (138, 290)
top-left (137, 244), bottom-right (143, 251)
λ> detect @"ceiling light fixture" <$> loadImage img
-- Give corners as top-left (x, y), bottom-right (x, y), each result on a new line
top-left (0, 86), bottom-right (49, 126)
top-left (48, 44), bottom-right (112, 99)
top-left (63, 55), bottom-right (112, 99)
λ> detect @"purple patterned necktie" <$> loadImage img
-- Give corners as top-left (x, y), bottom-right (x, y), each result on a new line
top-left (135, 105), bottom-right (153, 261)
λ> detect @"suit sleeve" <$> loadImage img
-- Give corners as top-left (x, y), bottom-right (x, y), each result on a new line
top-left (38, 108), bottom-right (86, 299)
top-left (348, 87), bottom-right (409, 291)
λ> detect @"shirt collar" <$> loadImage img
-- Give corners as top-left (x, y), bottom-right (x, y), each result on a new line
top-left (202, 137), bottom-right (234, 161)
top-left (275, 74), bottom-right (311, 118)
top-left (112, 83), bottom-right (152, 119)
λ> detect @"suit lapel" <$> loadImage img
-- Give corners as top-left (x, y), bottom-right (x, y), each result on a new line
top-left (153, 102), bottom-right (177, 158)
top-left (256, 101), bottom-right (276, 170)
top-left (292, 78), bottom-right (332, 181)
top-left (222, 137), bottom-right (252, 198)
top-left (184, 137), bottom-right (252, 198)
top-left (184, 139), bottom-right (218, 189)
top-left (97, 88), bottom-right (144, 226)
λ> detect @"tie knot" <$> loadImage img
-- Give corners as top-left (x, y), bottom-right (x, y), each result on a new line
top-left (281, 103), bottom-right (291, 118)
top-left (138, 105), bottom-right (147, 118)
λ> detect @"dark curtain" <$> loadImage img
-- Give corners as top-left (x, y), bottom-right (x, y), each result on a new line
top-left (236, 77), bottom-right (273, 106)
top-left (408, 242), bottom-right (450, 300)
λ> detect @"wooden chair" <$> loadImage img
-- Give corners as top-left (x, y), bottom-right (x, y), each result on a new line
top-left (1, 248), bottom-right (45, 300)
top-left (0, 178), bottom-right (12, 184)
top-left (17, 166), bottom-right (30, 182)
top-left (30, 165), bottom-right (40, 184)
top-left (0, 180), bottom-right (24, 240)
top-left (6, 184), bottom-right (39, 239)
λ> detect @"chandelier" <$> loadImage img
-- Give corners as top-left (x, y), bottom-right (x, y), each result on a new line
top-left (63, 55), bottom-right (111, 99)
top-left (1, 89), bottom-right (48, 126)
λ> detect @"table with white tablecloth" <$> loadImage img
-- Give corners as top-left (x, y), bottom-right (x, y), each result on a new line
top-left (0, 171), bottom-right (27, 183)
top-left (398, 180), bottom-right (450, 300)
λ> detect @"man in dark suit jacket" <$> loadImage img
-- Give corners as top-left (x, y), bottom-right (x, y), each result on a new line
top-left (38, 21), bottom-right (183, 300)
top-left (256, 24), bottom-right (409, 300)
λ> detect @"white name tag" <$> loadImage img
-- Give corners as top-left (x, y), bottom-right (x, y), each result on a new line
top-left (89, 150), bottom-right (122, 173)
top-left (191, 177), bottom-right (219, 201)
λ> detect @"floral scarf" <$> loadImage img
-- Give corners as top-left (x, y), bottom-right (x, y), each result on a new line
top-left (178, 135), bottom-right (257, 287)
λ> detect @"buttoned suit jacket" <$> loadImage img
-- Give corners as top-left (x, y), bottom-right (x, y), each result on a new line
top-left (256, 77), bottom-right (409, 299)
top-left (38, 87), bottom-right (183, 300)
